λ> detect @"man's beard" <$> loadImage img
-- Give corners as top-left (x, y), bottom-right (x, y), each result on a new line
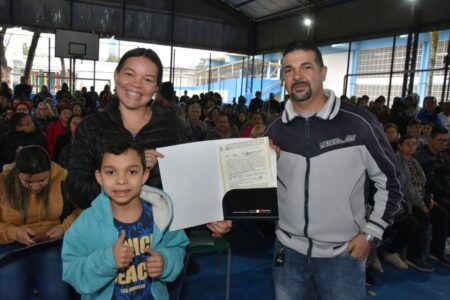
top-left (290, 81), bottom-right (312, 102)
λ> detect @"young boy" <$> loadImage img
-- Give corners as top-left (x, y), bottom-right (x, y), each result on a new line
top-left (62, 139), bottom-right (189, 300)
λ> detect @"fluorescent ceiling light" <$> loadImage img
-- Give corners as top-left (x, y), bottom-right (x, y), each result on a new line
top-left (303, 18), bottom-right (312, 27)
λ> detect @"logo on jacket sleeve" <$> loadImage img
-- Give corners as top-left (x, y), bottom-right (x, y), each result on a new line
top-left (319, 134), bottom-right (357, 150)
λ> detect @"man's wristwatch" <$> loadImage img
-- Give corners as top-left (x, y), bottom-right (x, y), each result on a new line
top-left (363, 233), bottom-right (381, 248)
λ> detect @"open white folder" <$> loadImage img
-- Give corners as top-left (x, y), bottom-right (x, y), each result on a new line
top-left (157, 137), bottom-right (277, 231)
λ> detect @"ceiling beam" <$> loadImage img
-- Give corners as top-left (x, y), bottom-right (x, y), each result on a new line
top-left (236, 0), bottom-right (257, 8)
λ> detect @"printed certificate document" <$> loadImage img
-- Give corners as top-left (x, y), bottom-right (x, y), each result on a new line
top-left (219, 138), bottom-right (273, 192)
top-left (157, 137), bottom-right (277, 231)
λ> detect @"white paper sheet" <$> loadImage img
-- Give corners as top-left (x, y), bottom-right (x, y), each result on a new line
top-left (157, 137), bottom-right (277, 231)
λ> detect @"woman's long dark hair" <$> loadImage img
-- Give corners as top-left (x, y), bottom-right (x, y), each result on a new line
top-left (68, 114), bottom-right (83, 141)
top-left (2, 145), bottom-right (51, 223)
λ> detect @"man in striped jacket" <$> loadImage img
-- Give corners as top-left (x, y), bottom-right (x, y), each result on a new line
top-left (266, 40), bottom-right (402, 300)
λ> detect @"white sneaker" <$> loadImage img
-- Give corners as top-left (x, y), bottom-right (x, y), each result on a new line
top-left (384, 252), bottom-right (408, 270)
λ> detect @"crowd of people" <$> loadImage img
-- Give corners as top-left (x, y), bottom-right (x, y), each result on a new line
top-left (0, 40), bottom-right (449, 299)
top-left (343, 92), bottom-right (450, 278)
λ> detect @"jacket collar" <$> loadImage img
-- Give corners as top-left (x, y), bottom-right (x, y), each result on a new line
top-left (105, 98), bottom-right (167, 131)
top-left (92, 185), bottom-right (173, 232)
top-left (281, 89), bottom-right (340, 123)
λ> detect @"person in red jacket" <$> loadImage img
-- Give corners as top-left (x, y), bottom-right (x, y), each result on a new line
top-left (46, 107), bottom-right (72, 159)
top-left (240, 111), bottom-right (263, 137)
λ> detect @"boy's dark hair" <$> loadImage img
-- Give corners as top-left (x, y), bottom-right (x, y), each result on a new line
top-left (97, 139), bottom-right (147, 170)
top-left (398, 133), bottom-right (416, 145)
top-left (282, 40), bottom-right (324, 68)
top-left (430, 126), bottom-right (448, 138)
top-left (115, 48), bottom-right (163, 86)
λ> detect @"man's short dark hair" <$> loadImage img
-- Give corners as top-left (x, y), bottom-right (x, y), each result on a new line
top-left (282, 40), bottom-right (324, 68)
top-left (430, 126), bottom-right (448, 138)
top-left (97, 139), bottom-right (146, 170)
top-left (398, 133), bottom-right (416, 145)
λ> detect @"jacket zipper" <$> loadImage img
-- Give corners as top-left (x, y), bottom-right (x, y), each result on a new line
top-left (304, 118), bottom-right (313, 257)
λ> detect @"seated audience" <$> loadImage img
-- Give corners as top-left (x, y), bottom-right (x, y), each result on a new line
top-left (383, 123), bottom-right (400, 152)
top-left (34, 101), bottom-right (57, 134)
top-left (13, 99), bottom-right (32, 115)
top-left (99, 84), bottom-right (112, 108)
top-left (240, 112), bottom-right (263, 137)
top-left (204, 106), bottom-right (221, 130)
top-left (55, 115), bottom-right (84, 169)
top-left (33, 85), bottom-right (53, 108)
top-left (188, 103), bottom-right (207, 141)
top-left (13, 76), bottom-right (32, 99)
top-left (438, 102), bottom-right (450, 136)
top-left (71, 101), bottom-right (85, 117)
top-left (418, 121), bottom-right (434, 146)
top-left (417, 96), bottom-right (442, 128)
top-left (0, 92), bottom-right (10, 116)
top-left (248, 91), bottom-right (263, 112)
top-left (415, 127), bottom-right (450, 267)
top-left (0, 82), bottom-right (13, 104)
top-left (383, 134), bottom-right (434, 272)
top-left (56, 83), bottom-right (72, 103)
top-left (234, 95), bottom-right (248, 114)
top-left (370, 96), bottom-right (391, 124)
top-left (205, 113), bottom-right (239, 140)
top-left (407, 118), bottom-right (424, 147)
top-left (155, 81), bottom-right (186, 124)
top-left (390, 97), bottom-right (409, 134)
top-left (43, 97), bottom-right (59, 116)
top-left (267, 93), bottom-right (281, 114)
top-left (47, 107), bottom-right (72, 160)
top-left (404, 94), bottom-right (421, 119)
top-left (234, 111), bottom-right (248, 131)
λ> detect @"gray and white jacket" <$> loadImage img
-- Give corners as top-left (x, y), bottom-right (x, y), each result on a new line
top-left (265, 90), bottom-right (402, 258)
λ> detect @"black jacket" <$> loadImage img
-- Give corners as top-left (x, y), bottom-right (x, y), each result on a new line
top-left (67, 98), bottom-right (192, 209)
top-left (54, 132), bottom-right (71, 163)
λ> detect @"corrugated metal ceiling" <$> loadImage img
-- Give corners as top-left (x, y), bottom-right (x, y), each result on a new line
top-left (221, 0), bottom-right (348, 22)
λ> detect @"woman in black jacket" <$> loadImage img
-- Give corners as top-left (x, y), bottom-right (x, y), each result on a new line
top-left (67, 48), bottom-right (191, 208)
top-left (67, 48), bottom-right (231, 237)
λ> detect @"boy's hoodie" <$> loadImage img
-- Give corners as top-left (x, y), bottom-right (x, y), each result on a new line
top-left (62, 185), bottom-right (189, 300)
